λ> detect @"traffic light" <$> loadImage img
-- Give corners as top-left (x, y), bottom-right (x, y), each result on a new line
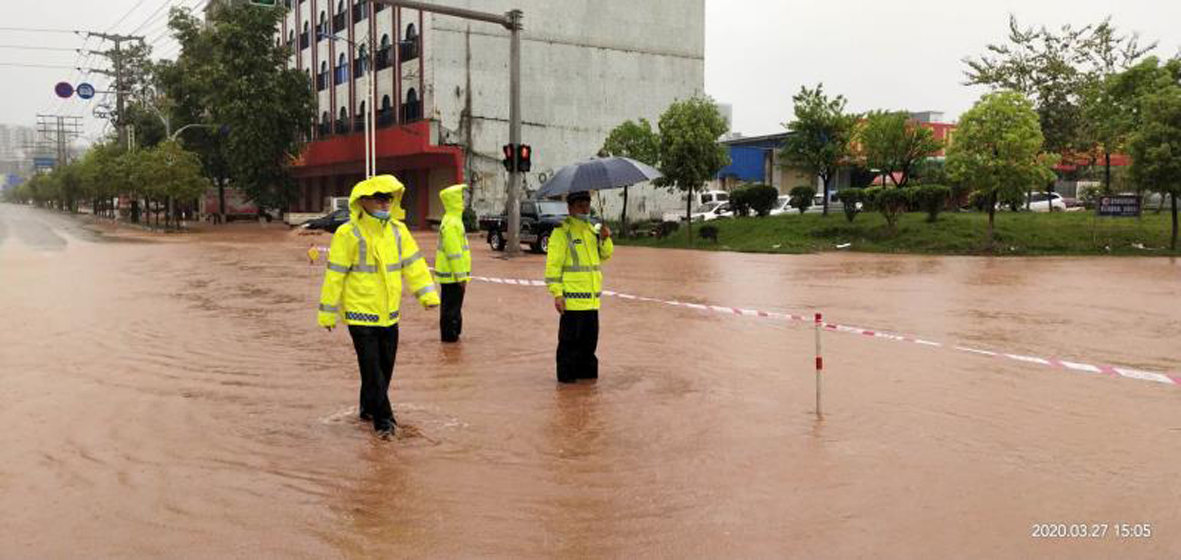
top-left (502, 143), bottom-right (516, 173)
top-left (516, 144), bottom-right (532, 172)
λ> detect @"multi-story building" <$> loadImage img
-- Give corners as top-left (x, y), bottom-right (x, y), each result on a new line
top-left (278, 0), bottom-right (705, 227)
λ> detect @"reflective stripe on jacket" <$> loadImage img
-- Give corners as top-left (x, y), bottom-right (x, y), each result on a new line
top-left (544, 216), bottom-right (613, 311)
top-left (318, 214), bottom-right (440, 327)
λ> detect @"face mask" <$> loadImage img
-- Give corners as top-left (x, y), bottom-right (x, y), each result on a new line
top-left (369, 209), bottom-right (391, 220)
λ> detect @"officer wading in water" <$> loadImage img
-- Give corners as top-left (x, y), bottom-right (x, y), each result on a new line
top-left (544, 191), bottom-right (613, 383)
top-left (433, 184), bottom-right (472, 342)
top-left (317, 175), bottom-right (440, 438)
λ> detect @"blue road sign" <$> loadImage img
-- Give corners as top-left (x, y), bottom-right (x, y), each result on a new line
top-left (33, 157), bottom-right (56, 168)
top-left (76, 82), bottom-right (95, 100)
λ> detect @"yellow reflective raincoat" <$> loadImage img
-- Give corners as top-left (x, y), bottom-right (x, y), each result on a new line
top-left (317, 175), bottom-right (440, 328)
top-left (433, 184), bottom-right (471, 284)
top-left (544, 216), bottom-right (613, 311)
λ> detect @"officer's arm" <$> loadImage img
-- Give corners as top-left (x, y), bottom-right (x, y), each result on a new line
top-left (599, 234), bottom-right (614, 262)
top-left (544, 226), bottom-right (567, 298)
top-left (398, 224), bottom-right (440, 307)
top-left (318, 226), bottom-right (355, 327)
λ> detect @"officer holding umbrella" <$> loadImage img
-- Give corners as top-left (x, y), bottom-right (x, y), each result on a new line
top-left (537, 157), bottom-right (662, 384)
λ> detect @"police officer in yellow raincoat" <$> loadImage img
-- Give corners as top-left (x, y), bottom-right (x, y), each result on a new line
top-left (544, 191), bottom-right (613, 383)
top-left (433, 184), bottom-right (472, 342)
top-left (317, 175), bottom-right (440, 437)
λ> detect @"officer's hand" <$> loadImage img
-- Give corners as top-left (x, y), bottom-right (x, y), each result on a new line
top-left (554, 297), bottom-right (566, 314)
top-left (600, 224), bottom-right (611, 239)
top-left (324, 326), bottom-right (334, 332)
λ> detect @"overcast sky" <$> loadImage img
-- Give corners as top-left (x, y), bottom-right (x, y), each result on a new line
top-left (2, 0), bottom-right (1179, 145)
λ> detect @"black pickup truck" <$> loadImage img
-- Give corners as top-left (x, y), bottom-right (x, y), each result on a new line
top-left (479, 199), bottom-right (570, 253)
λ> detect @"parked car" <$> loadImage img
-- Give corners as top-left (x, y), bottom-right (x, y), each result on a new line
top-left (662, 189), bottom-right (730, 222)
top-left (690, 201), bottom-right (732, 222)
top-left (1028, 192), bottom-right (1068, 212)
top-left (302, 208), bottom-right (350, 232)
top-left (480, 199), bottom-right (571, 253)
top-left (769, 195), bottom-right (796, 216)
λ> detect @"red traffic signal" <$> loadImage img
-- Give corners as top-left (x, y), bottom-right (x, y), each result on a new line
top-left (516, 144), bottom-right (532, 172)
top-left (502, 143), bottom-right (515, 172)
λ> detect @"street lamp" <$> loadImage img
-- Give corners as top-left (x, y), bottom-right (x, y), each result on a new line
top-left (170, 123), bottom-right (226, 142)
top-left (319, 31), bottom-right (376, 178)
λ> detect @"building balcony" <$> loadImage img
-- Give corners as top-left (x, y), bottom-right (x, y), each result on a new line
top-left (399, 40), bottom-right (418, 62)
top-left (377, 110), bottom-right (394, 128)
top-left (400, 100), bottom-right (422, 123)
top-left (316, 72), bottom-right (328, 91)
top-left (334, 66), bottom-right (349, 85)
top-left (299, 32), bottom-right (309, 50)
top-left (317, 122), bottom-right (330, 137)
top-left (353, 118), bottom-right (366, 133)
top-left (352, 3), bottom-right (368, 22)
top-left (332, 13), bottom-right (346, 33)
top-left (375, 47), bottom-right (391, 70)
top-left (334, 120), bottom-right (349, 135)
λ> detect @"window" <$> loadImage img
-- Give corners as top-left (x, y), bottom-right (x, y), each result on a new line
top-left (333, 0), bottom-right (346, 32)
top-left (354, 45), bottom-right (368, 77)
top-left (301, 22), bottom-right (310, 49)
top-left (317, 61), bottom-right (329, 90)
top-left (288, 30), bottom-right (294, 44)
top-left (355, 101), bottom-right (367, 132)
top-left (406, 88), bottom-right (418, 104)
top-left (402, 88), bottom-right (421, 122)
top-left (317, 11), bottom-right (327, 39)
top-left (400, 23), bottom-right (419, 61)
top-left (353, 0), bottom-right (368, 21)
top-left (378, 94), bottom-right (393, 127)
top-left (319, 111), bottom-right (331, 137)
top-left (336, 107), bottom-right (349, 134)
top-left (376, 34), bottom-right (391, 70)
top-left (335, 53), bottom-right (348, 84)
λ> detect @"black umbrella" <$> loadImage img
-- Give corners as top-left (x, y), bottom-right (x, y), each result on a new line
top-left (534, 156), bottom-right (663, 199)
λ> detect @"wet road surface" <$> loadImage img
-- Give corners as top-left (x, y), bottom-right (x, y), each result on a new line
top-left (1, 203), bottom-right (1179, 558)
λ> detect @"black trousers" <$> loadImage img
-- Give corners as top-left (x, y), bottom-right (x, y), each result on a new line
top-left (556, 310), bottom-right (599, 382)
top-left (440, 282), bottom-right (465, 342)
top-left (348, 324), bottom-right (399, 430)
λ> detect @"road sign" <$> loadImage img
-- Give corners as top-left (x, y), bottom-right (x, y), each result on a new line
top-left (54, 82), bottom-right (74, 98)
top-left (33, 157), bottom-right (56, 168)
top-left (76, 82), bottom-right (96, 100)
top-left (1098, 195), bottom-right (1141, 217)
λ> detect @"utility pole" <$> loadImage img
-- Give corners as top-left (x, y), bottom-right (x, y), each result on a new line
top-left (82, 33), bottom-right (145, 151)
top-left (372, 0), bottom-right (524, 256)
top-left (35, 115), bottom-right (83, 169)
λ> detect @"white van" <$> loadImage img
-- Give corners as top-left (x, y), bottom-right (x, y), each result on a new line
top-left (662, 190), bottom-right (730, 222)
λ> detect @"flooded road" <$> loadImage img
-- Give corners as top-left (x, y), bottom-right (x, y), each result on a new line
top-left (2, 202), bottom-right (1179, 559)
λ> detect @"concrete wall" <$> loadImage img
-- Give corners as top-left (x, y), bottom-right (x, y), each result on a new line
top-left (424, 0), bottom-right (705, 219)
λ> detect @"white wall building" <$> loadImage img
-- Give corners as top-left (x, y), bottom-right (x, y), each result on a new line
top-left (279, 0), bottom-right (704, 226)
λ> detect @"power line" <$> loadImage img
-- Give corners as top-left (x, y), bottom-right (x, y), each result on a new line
top-left (106, 0), bottom-right (154, 33)
top-left (0, 45), bottom-right (81, 52)
top-left (0, 27), bottom-right (80, 34)
top-left (0, 62), bottom-right (99, 70)
top-left (128, 0), bottom-right (175, 36)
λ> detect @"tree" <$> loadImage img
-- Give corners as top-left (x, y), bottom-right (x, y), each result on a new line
top-left (1128, 84), bottom-right (1181, 250)
top-left (857, 110), bottom-right (944, 187)
top-left (779, 84), bottom-right (858, 216)
top-left (656, 96), bottom-right (730, 241)
top-left (601, 118), bottom-right (659, 236)
top-left (157, 3), bottom-right (315, 217)
top-left (1096, 57), bottom-right (1181, 199)
top-left (946, 92), bottom-right (1058, 247)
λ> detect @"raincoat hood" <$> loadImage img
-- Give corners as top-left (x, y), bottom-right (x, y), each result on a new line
top-left (349, 175), bottom-right (406, 221)
top-left (439, 183), bottom-right (466, 215)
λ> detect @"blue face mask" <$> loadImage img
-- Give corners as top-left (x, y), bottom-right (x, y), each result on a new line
top-left (369, 209), bottom-right (391, 220)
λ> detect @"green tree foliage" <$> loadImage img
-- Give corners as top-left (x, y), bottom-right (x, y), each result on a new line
top-left (788, 185), bottom-right (815, 213)
top-left (157, 3), bottom-right (315, 215)
top-left (779, 84), bottom-right (858, 216)
top-left (1128, 83), bottom-right (1181, 250)
top-left (863, 186), bottom-right (909, 230)
top-left (910, 185), bottom-right (952, 223)
top-left (964, 16), bottom-right (1154, 158)
top-left (729, 184), bottom-right (778, 217)
top-left (857, 111), bottom-right (944, 187)
top-left (656, 96), bottom-right (731, 240)
top-left (601, 118), bottom-right (660, 236)
top-left (946, 92), bottom-right (1058, 247)
top-left (836, 189), bottom-right (863, 222)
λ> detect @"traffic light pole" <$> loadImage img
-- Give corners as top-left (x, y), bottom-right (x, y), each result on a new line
top-left (372, 0), bottom-right (524, 256)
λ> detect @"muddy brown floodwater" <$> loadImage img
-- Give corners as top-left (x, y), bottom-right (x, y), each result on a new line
top-left (1, 203), bottom-right (1179, 559)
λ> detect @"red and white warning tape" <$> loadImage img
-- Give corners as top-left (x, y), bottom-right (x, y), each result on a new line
top-left (469, 275), bottom-right (1181, 390)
